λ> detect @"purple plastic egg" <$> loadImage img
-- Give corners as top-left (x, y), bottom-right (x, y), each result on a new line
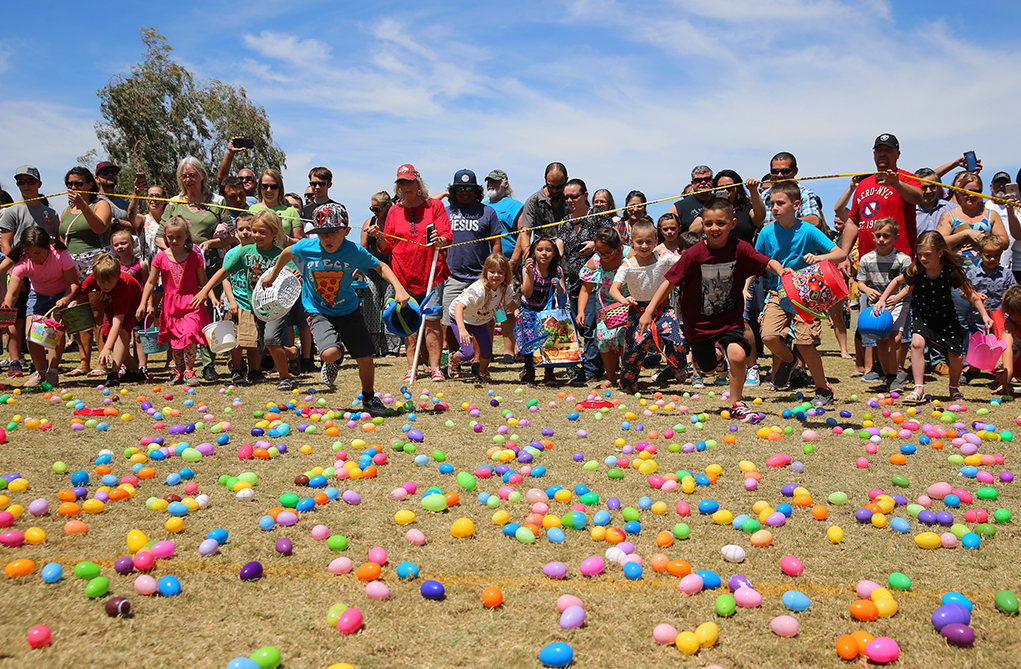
top-left (276, 511), bottom-right (298, 526)
top-left (941, 623), bottom-right (975, 646)
top-left (729, 574), bottom-right (754, 591)
top-left (275, 538), bottom-right (293, 555)
top-left (935, 511), bottom-right (954, 526)
top-left (342, 491), bottom-right (362, 505)
top-left (543, 562), bottom-right (567, 579)
top-left (28, 499), bottom-right (49, 516)
top-left (114, 556), bottom-right (135, 574)
top-left (560, 604), bottom-right (586, 629)
top-left (198, 539), bottom-right (219, 556)
top-left (855, 508), bottom-right (874, 523)
top-left (239, 561), bottom-right (263, 581)
top-left (932, 603), bottom-right (970, 630)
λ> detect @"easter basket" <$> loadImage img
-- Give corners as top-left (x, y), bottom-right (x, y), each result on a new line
top-left (202, 308), bottom-right (237, 354)
top-left (777, 260), bottom-right (848, 323)
top-left (597, 292), bottom-right (629, 331)
top-left (138, 314), bottom-right (168, 354)
top-left (28, 306), bottom-right (65, 349)
top-left (252, 270), bottom-right (302, 322)
top-left (57, 302), bottom-right (95, 334)
top-left (0, 306), bottom-right (18, 323)
top-left (513, 307), bottom-right (548, 355)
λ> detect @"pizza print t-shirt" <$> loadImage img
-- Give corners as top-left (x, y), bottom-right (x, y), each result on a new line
top-left (290, 237), bottom-right (380, 317)
top-left (221, 244), bottom-right (294, 308)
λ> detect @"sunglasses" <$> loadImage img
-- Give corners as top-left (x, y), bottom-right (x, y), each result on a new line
top-left (304, 194), bottom-right (314, 200)
top-left (97, 169), bottom-right (119, 176)
top-left (15, 179), bottom-right (38, 186)
top-left (260, 183), bottom-right (280, 190)
top-left (239, 176), bottom-right (256, 182)
top-left (564, 193), bottom-right (584, 200)
top-left (545, 182), bottom-right (565, 191)
top-left (453, 185), bottom-right (476, 193)
top-left (692, 176), bottom-right (713, 183)
top-left (369, 206), bottom-right (382, 213)
top-left (770, 167), bottom-right (795, 176)
top-left (66, 181), bottom-right (87, 188)
top-left (309, 181), bottom-right (328, 188)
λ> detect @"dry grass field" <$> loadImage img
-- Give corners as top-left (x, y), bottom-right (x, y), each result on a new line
top-left (0, 327), bottom-right (1019, 669)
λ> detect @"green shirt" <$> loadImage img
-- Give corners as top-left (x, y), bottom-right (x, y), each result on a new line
top-left (60, 204), bottom-right (109, 255)
top-left (250, 203), bottom-right (302, 238)
top-left (222, 243), bottom-right (296, 308)
top-left (164, 200), bottom-right (223, 245)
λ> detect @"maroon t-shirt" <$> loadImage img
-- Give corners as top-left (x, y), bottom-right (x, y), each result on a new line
top-left (849, 169), bottom-right (919, 258)
top-left (664, 238), bottom-right (770, 343)
top-left (81, 271), bottom-right (143, 332)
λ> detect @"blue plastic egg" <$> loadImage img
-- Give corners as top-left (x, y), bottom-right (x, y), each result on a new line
top-left (890, 517), bottom-right (911, 533)
top-left (783, 590), bottom-right (811, 611)
top-left (547, 527), bottom-right (566, 544)
top-left (157, 575), bottom-right (181, 596)
top-left (943, 592), bottom-right (973, 611)
top-left (696, 569), bottom-right (722, 589)
top-left (437, 463), bottom-right (454, 474)
top-left (697, 500), bottom-right (719, 515)
top-left (396, 561), bottom-right (419, 580)
top-left (593, 510), bottom-right (611, 526)
top-left (539, 642), bottom-right (574, 668)
top-left (623, 520), bottom-right (641, 535)
top-left (258, 515), bottom-right (276, 531)
top-left (208, 528), bottom-right (228, 545)
top-left (71, 470), bottom-right (90, 486)
top-left (167, 502), bottom-right (189, 517)
top-left (41, 562), bottom-right (63, 583)
top-left (623, 561), bottom-right (642, 580)
top-left (420, 579), bottom-right (445, 600)
top-left (165, 473), bottom-right (182, 486)
top-left (961, 532), bottom-right (981, 548)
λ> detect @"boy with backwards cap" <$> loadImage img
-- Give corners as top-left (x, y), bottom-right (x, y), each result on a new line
top-left (262, 203), bottom-right (410, 416)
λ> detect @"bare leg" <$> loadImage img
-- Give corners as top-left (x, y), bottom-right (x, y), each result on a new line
top-left (356, 355), bottom-right (375, 395)
top-left (829, 300), bottom-right (850, 358)
top-left (910, 334), bottom-right (926, 388)
top-left (796, 343), bottom-right (828, 390)
top-left (600, 348), bottom-right (619, 386)
top-left (727, 342), bottom-right (747, 404)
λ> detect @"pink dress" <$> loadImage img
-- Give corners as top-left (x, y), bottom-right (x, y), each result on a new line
top-left (153, 250), bottom-right (210, 348)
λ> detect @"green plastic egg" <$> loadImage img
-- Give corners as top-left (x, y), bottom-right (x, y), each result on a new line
top-left (74, 561), bottom-right (101, 580)
top-left (995, 590), bottom-right (1019, 614)
top-left (279, 493), bottom-right (299, 508)
top-left (86, 576), bottom-right (110, 599)
top-left (326, 535), bottom-right (348, 551)
top-left (891, 475), bottom-right (910, 488)
top-left (977, 487), bottom-right (999, 500)
top-left (993, 508), bottom-right (1012, 523)
top-left (608, 469), bottom-right (624, 479)
top-left (715, 593), bottom-right (737, 617)
top-left (672, 523), bottom-right (690, 540)
top-left (456, 472), bottom-right (476, 491)
top-left (828, 491), bottom-right (848, 505)
top-left (887, 572), bottom-right (911, 591)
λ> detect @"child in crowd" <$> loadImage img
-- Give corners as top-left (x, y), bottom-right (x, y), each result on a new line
top-left (449, 253), bottom-right (516, 384)
top-left (193, 210), bottom-right (299, 391)
top-left (642, 198), bottom-right (787, 419)
top-left (137, 216), bottom-right (211, 385)
top-left (963, 233), bottom-right (1015, 385)
top-left (656, 213), bottom-right (681, 256)
top-left (520, 238), bottom-right (565, 384)
top-left (218, 213), bottom-right (261, 385)
top-left (80, 253), bottom-right (144, 387)
top-left (855, 218), bottom-right (912, 391)
top-left (755, 180), bottom-right (846, 405)
top-left (994, 285), bottom-right (1021, 393)
top-left (578, 228), bottom-right (628, 388)
top-left (110, 227), bottom-right (151, 375)
top-left (262, 203), bottom-right (410, 415)
top-left (876, 231), bottom-right (993, 403)
top-left (1, 228), bottom-right (79, 387)
top-left (609, 219), bottom-right (685, 394)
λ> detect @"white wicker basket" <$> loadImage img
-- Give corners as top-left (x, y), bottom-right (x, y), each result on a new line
top-left (252, 270), bottom-right (302, 322)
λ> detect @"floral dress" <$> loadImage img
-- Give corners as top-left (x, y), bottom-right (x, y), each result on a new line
top-left (579, 255), bottom-right (627, 352)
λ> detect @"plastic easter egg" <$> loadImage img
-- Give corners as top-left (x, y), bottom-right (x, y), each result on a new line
top-left (405, 529), bottom-right (426, 545)
top-left (420, 579), bottom-right (445, 600)
top-left (560, 604), bottom-right (586, 629)
top-left (157, 574), bottom-right (181, 596)
top-left (721, 544), bottom-right (746, 563)
top-left (199, 539), bottom-right (220, 556)
top-left (827, 526), bottom-right (844, 543)
top-left (556, 594), bottom-right (583, 612)
top-left (864, 637), bottom-right (899, 663)
top-left (653, 623), bottom-right (678, 644)
top-left (5, 559), bottom-right (35, 578)
top-left (782, 590), bottom-right (810, 612)
top-left (941, 623), bottom-right (975, 646)
top-left (538, 642), bottom-right (573, 668)
top-left (451, 517), bottom-right (475, 538)
top-left (40, 562), bottom-right (63, 583)
top-left (151, 540), bottom-right (176, 559)
top-left (914, 532), bottom-right (941, 549)
top-left (395, 561), bottom-right (419, 580)
top-left (943, 592), bottom-right (973, 611)
top-left (679, 574), bottom-right (703, 595)
top-left (888, 572), bottom-right (911, 591)
top-left (780, 555), bottom-right (804, 576)
top-left (239, 561), bottom-right (263, 581)
top-left (715, 593), bottom-right (737, 617)
top-left (836, 634), bottom-right (859, 659)
top-left (250, 647), bottom-right (281, 669)
top-left (856, 580), bottom-right (881, 599)
top-left (226, 659), bottom-right (260, 669)
top-left (995, 589), bottom-right (1019, 614)
top-left (750, 529), bottom-right (773, 547)
top-left (579, 556), bottom-right (604, 576)
top-left (86, 576), bottom-right (111, 598)
top-left (770, 615), bottom-right (799, 637)
top-left (74, 561), bottom-right (101, 580)
top-left (850, 599), bottom-right (879, 621)
top-left (337, 607), bottom-right (362, 634)
top-left (674, 631), bottom-right (699, 655)
top-left (734, 587), bottom-right (762, 608)
top-left (481, 586), bottom-right (502, 608)
top-left (134, 574), bottom-right (157, 595)
top-left (26, 624), bottom-right (51, 649)
top-left (695, 621), bottom-right (718, 648)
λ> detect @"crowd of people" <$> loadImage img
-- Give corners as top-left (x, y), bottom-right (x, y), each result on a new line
top-left (1, 133), bottom-right (1020, 418)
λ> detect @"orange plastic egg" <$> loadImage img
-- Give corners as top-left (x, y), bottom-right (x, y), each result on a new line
top-left (356, 562), bottom-right (381, 582)
top-left (650, 554), bottom-right (669, 572)
top-left (655, 531), bottom-right (674, 547)
top-left (666, 560), bottom-right (692, 577)
top-left (811, 505), bottom-right (828, 520)
top-left (482, 586), bottom-right (503, 608)
top-left (4, 558), bottom-right (35, 578)
top-left (849, 599), bottom-right (879, 622)
top-left (58, 502), bottom-right (81, 517)
top-left (851, 631), bottom-right (875, 654)
top-left (64, 520), bottom-right (88, 534)
top-left (836, 633), bottom-right (859, 659)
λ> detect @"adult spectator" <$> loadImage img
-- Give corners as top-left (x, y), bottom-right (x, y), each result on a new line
top-left (94, 161), bottom-right (131, 229)
top-left (839, 134), bottom-right (922, 270)
top-left (60, 167), bottom-right (113, 378)
top-left (617, 190), bottom-right (647, 245)
top-left (665, 165), bottom-right (713, 232)
top-left (485, 169), bottom-right (524, 360)
top-left (0, 166), bottom-right (58, 254)
top-left (361, 191), bottom-right (400, 357)
top-left (374, 164), bottom-right (452, 382)
top-left (217, 138), bottom-right (259, 205)
top-left (561, 178), bottom-right (614, 385)
top-left (217, 176), bottom-right (248, 227)
top-left (988, 171), bottom-right (1014, 270)
top-left (512, 163), bottom-right (568, 267)
top-left (303, 167), bottom-right (337, 234)
top-left (760, 153), bottom-right (821, 227)
top-left (914, 167), bottom-right (953, 235)
top-left (592, 189), bottom-right (615, 214)
top-left (693, 170), bottom-right (764, 244)
top-left (485, 170), bottom-right (523, 260)
top-left (250, 169), bottom-right (301, 245)
top-left (135, 184), bottom-right (167, 265)
top-left (441, 169), bottom-right (502, 376)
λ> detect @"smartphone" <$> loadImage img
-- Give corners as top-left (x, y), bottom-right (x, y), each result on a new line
top-left (135, 171), bottom-right (145, 179)
top-left (426, 223), bottom-right (435, 245)
top-left (1006, 183), bottom-right (1020, 200)
top-left (233, 137), bottom-right (255, 150)
top-left (964, 151), bottom-right (978, 171)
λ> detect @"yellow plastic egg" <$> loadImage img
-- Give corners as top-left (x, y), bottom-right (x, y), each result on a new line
top-left (870, 513), bottom-right (886, 528)
top-left (150, 499), bottom-right (169, 513)
top-left (82, 499), bottom-right (106, 514)
top-left (0, 495), bottom-right (8, 510)
top-left (650, 501), bottom-right (668, 515)
top-left (553, 491), bottom-right (573, 504)
top-left (706, 463), bottom-right (722, 476)
top-left (590, 526), bottom-right (607, 541)
top-left (127, 530), bottom-right (148, 553)
top-left (24, 527), bottom-right (47, 545)
top-left (638, 460), bottom-right (657, 475)
top-left (394, 510), bottom-right (416, 525)
top-left (182, 498), bottom-right (199, 512)
top-left (914, 532), bottom-right (941, 549)
top-left (695, 621), bottom-right (719, 648)
top-left (450, 517), bottom-right (474, 538)
top-left (7, 478), bottom-right (29, 492)
top-left (7, 504), bottom-right (24, 518)
top-left (712, 509), bottom-right (734, 525)
top-left (752, 500), bottom-right (770, 514)
top-left (681, 477), bottom-right (696, 494)
top-left (490, 510), bottom-right (509, 525)
top-left (675, 631), bottom-right (699, 655)
top-left (165, 516), bottom-right (184, 533)
top-left (542, 514), bottom-right (562, 529)
top-left (827, 526), bottom-right (844, 543)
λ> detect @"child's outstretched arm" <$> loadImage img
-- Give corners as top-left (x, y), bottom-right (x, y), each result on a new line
top-left (98, 314), bottom-right (125, 367)
top-left (874, 275), bottom-right (908, 313)
top-left (260, 247), bottom-right (296, 289)
top-left (608, 280), bottom-right (635, 307)
top-left (191, 267), bottom-right (229, 310)
top-left (136, 264), bottom-right (160, 321)
top-left (56, 267), bottom-right (81, 309)
top-left (637, 279), bottom-right (673, 336)
top-left (803, 244), bottom-right (847, 266)
top-left (3, 275), bottom-right (23, 310)
top-left (375, 261), bottom-right (410, 307)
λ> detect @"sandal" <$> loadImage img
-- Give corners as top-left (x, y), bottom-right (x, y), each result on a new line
top-left (598, 379), bottom-right (616, 389)
top-left (903, 385), bottom-right (926, 405)
top-left (277, 379), bottom-right (293, 391)
top-left (87, 368), bottom-right (107, 377)
top-left (949, 387), bottom-right (965, 403)
top-left (65, 366), bottom-right (89, 377)
top-left (288, 356), bottom-right (301, 377)
top-left (447, 356), bottom-right (460, 379)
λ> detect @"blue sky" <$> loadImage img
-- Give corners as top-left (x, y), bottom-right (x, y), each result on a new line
top-left (2, 1), bottom-right (1020, 225)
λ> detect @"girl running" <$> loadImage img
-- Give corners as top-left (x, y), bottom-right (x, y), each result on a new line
top-left (449, 253), bottom-right (515, 384)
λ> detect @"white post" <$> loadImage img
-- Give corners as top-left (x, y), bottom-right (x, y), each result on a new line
top-left (409, 247), bottom-right (440, 383)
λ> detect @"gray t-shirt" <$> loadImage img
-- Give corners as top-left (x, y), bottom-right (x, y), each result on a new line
top-left (0, 202), bottom-right (60, 242)
top-left (100, 194), bottom-right (130, 223)
top-left (856, 249), bottom-right (912, 298)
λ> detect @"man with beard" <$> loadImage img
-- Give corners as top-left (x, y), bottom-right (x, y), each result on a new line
top-left (486, 169), bottom-right (524, 360)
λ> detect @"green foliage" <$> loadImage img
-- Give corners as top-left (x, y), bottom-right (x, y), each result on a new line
top-left (95, 26), bottom-right (285, 195)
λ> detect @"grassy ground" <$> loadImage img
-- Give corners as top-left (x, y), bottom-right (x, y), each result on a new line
top-left (0, 324), bottom-right (1019, 669)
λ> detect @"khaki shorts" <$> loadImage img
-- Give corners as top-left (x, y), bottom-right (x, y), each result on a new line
top-left (236, 309), bottom-right (260, 349)
top-left (760, 292), bottom-right (821, 346)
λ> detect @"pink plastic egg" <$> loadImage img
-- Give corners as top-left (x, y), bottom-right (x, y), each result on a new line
top-left (311, 524), bottom-right (330, 540)
top-left (865, 637), bottom-right (900, 663)
top-left (579, 556), bottom-right (604, 576)
top-left (856, 580), bottom-right (881, 599)
top-left (389, 488), bottom-right (409, 501)
top-left (26, 624), bottom-right (51, 649)
top-left (28, 499), bottom-right (49, 516)
top-left (940, 532), bottom-right (958, 548)
top-left (368, 547), bottom-right (387, 565)
top-left (337, 607), bottom-right (363, 634)
top-left (653, 623), bottom-right (678, 644)
top-left (780, 555), bottom-right (804, 576)
top-left (679, 574), bottom-right (704, 594)
top-left (405, 529), bottom-right (426, 545)
top-left (365, 581), bottom-right (390, 600)
top-left (133, 551), bottom-right (155, 571)
top-left (150, 540), bottom-right (176, 559)
top-left (134, 574), bottom-right (158, 595)
top-left (556, 594), bottom-right (584, 612)
top-left (328, 557), bottom-right (353, 575)
top-left (770, 615), bottom-right (799, 637)
top-left (856, 457), bottom-right (869, 468)
top-left (734, 587), bottom-right (762, 608)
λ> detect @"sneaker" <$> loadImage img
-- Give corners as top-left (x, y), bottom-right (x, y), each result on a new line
top-left (713, 375), bottom-right (730, 386)
top-left (248, 370), bottom-right (266, 384)
top-left (105, 373), bottom-right (121, 388)
top-left (121, 371), bottom-right (145, 384)
top-left (45, 370), bottom-right (59, 387)
top-left (895, 368), bottom-right (908, 385)
top-left (730, 403), bottom-right (756, 422)
top-left (744, 365), bottom-right (760, 387)
top-left (336, 344), bottom-right (346, 366)
top-left (8, 360), bottom-right (23, 378)
top-left (520, 370), bottom-right (536, 383)
top-left (321, 361), bottom-right (339, 386)
top-left (811, 386), bottom-right (834, 406)
top-left (772, 359), bottom-right (795, 388)
top-left (202, 366), bottom-right (217, 381)
top-left (171, 370), bottom-right (184, 385)
top-left (403, 369), bottom-right (415, 384)
top-left (231, 369), bottom-right (246, 386)
top-left (477, 373), bottom-right (492, 385)
top-left (889, 376), bottom-right (904, 393)
top-left (690, 371), bottom-right (705, 389)
top-left (568, 369), bottom-right (587, 387)
top-left (363, 395), bottom-right (387, 417)
top-left (543, 370), bottom-right (558, 384)
top-left (650, 368), bottom-right (671, 384)
top-left (861, 371), bottom-right (882, 383)
top-left (184, 369), bottom-right (197, 383)
top-left (933, 362), bottom-right (950, 376)
top-left (431, 368), bottom-right (445, 382)
top-left (22, 370), bottom-right (42, 388)
top-left (277, 378), bottom-right (293, 391)
top-left (138, 366), bottom-right (152, 380)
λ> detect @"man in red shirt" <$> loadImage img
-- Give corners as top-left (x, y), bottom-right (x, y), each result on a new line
top-left (839, 133), bottom-right (923, 270)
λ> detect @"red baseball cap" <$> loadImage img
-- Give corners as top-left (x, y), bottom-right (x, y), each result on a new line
top-left (395, 164), bottom-right (419, 182)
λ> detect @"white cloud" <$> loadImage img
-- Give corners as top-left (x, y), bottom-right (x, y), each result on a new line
top-left (243, 31), bottom-right (333, 66)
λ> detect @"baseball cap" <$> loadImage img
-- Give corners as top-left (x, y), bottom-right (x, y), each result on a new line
top-left (95, 161), bottom-right (121, 174)
top-left (873, 134), bottom-right (899, 150)
top-left (395, 164), bottom-right (419, 182)
top-left (452, 169), bottom-right (478, 187)
top-left (14, 165), bottom-right (40, 181)
top-left (486, 169), bottom-right (508, 182)
top-left (992, 171), bottom-right (1011, 183)
top-left (307, 202), bottom-right (350, 234)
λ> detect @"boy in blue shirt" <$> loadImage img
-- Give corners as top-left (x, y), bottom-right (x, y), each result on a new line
top-left (262, 203), bottom-right (410, 416)
top-left (755, 180), bottom-right (846, 405)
